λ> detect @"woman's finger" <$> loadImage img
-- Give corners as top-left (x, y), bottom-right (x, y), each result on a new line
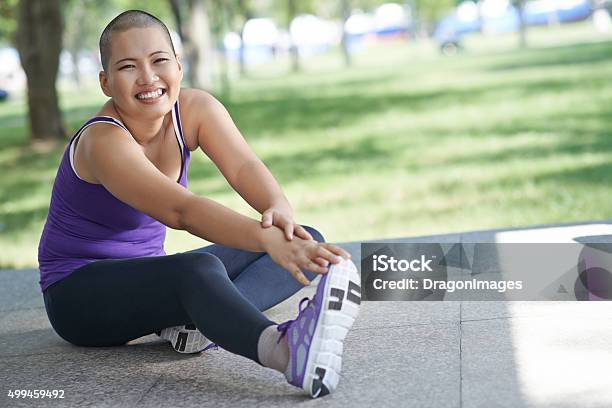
top-left (322, 243), bottom-right (351, 259)
top-left (302, 259), bottom-right (328, 274)
top-left (314, 245), bottom-right (342, 264)
top-left (287, 264), bottom-right (310, 286)
top-left (261, 210), bottom-right (273, 227)
top-left (314, 257), bottom-right (329, 267)
top-left (294, 225), bottom-right (314, 241)
top-left (284, 222), bottom-right (294, 240)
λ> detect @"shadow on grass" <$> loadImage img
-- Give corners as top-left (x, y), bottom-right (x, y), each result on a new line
top-left (533, 160), bottom-right (612, 187)
top-left (488, 40), bottom-right (612, 71)
top-left (441, 109), bottom-right (612, 169)
top-left (260, 136), bottom-right (407, 184)
top-left (223, 69), bottom-right (610, 138)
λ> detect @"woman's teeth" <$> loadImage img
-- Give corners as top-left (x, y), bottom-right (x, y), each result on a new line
top-left (136, 89), bottom-right (163, 100)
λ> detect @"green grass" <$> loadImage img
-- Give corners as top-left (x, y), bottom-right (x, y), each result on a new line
top-left (1, 22), bottom-right (612, 268)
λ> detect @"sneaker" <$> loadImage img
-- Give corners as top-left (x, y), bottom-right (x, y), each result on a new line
top-left (277, 258), bottom-right (361, 398)
top-left (156, 324), bottom-right (215, 354)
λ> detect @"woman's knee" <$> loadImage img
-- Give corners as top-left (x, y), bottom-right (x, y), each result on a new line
top-left (302, 225), bottom-right (325, 243)
top-left (174, 252), bottom-right (227, 284)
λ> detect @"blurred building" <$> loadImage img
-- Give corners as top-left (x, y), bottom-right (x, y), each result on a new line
top-left (0, 48), bottom-right (26, 95)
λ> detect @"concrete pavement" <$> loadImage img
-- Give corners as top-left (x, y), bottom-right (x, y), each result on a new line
top-left (2, 221), bottom-right (612, 407)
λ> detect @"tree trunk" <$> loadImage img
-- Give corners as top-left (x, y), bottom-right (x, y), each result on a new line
top-left (287, 0), bottom-right (300, 73)
top-left (66, 0), bottom-right (86, 89)
top-left (169, 0), bottom-right (212, 90)
top-left (209, 0), bottom-right (230, 96)
top-left (16, 0), bottom-right (65, 141)
top-left (340, 0), bottom-right (352, 67)
top-left (188, 0), bottom-right (212, 89)
top-left (217, 0), bottom-right (230, 96)
top-left (515, 0), bottom-right (527, 48)
top-left (237, 0), bottom-right (253, 78)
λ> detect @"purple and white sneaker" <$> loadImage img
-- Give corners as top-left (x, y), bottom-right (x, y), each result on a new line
top-left (156, 324), bottom-right (216, 354)
top-left (277, 258), bottom-right (361, 398)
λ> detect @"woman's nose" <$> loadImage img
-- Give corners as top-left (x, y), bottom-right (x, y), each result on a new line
top-left (137, 65), bottom-right (159, 85)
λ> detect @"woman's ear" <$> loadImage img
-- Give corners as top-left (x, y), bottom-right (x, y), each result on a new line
top-left (99, 71), bottom-right (112, 97)
top-left (175, 53), bottom-right (184, 80)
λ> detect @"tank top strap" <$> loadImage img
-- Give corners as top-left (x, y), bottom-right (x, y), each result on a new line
top-left (171, 100), bottom-right (186, 159)
top-left (68, 116), bottom-right (130, 182)
top-left (69, 116), bottom-right (129, 144)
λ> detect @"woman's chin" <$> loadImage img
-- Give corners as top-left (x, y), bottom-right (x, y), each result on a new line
top-left (132, 100), bottom-right (173, 118)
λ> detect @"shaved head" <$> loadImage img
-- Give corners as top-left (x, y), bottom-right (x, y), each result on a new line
top-left (99, 10), bottom-right (175, 72)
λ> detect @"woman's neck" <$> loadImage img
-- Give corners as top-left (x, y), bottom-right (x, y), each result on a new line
top-left (111, 102), bottom-right (168, 147)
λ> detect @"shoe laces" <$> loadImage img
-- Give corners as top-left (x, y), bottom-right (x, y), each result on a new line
top-left (276, 296), bottom-right (313, 344)
top-left (203, 342), bottom-right (219, 352)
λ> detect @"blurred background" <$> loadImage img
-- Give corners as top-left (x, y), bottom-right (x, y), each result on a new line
top-left (0, 0), bottom-right (611, 269)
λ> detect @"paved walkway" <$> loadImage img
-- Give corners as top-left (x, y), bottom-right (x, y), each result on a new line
top-left (2, 221), bottom-right (612, 407)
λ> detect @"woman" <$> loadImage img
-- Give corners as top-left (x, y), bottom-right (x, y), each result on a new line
top-left (38, 10), bottom-right (361, 398)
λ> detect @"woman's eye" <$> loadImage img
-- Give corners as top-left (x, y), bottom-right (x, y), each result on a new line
top-left (154, 58), bottom-right (169, 63)
top-left (119, 65), bottom-right (135, 70)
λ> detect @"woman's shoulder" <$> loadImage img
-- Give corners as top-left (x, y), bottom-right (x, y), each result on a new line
top-left (177, 89), bottom-right (229, 150)
top-left (178, 88), bottom-right (218, 112)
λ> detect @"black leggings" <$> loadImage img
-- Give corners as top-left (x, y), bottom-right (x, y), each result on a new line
top-left (43, 226), bottom-right (322, 363)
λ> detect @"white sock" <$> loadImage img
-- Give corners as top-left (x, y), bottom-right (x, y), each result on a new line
top-left (257, 325), bottom-right (289, 373)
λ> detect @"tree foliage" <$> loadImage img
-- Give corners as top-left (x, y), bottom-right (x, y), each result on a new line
top-left (413, 0), bottom-right (457, 24)
top-left (0, 0), bottom-right (18, 44)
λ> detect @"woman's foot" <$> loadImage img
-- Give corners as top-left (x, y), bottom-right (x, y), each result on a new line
top-left (277, 258), bottom-right (361, 398)
top-left (157, 324), bottom-right (215, 354)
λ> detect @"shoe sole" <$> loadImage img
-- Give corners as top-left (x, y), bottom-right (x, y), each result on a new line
top-left (158, 324), bottom-right (211, 354)
top-left (302, 259), bottom-right (361, 398)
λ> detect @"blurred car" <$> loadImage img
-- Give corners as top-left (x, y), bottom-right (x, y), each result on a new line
top-left (593, 0), bottom-right (612, 32)
top-left (434, 10), bottom-right (481, 54)
top-left (434, 0), bottom-right (593, 53)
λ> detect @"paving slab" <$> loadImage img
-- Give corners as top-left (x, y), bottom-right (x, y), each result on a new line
top-left (0, 269), bottom-right (42, 312)
top-left (462, 300), bottom-right (612, 321)
top-left (1, 345), bottom-right (181, 407)
top-left (125, 324), bottom-right (460, 408)
top-left (0, 310), bottom-right (460, 407)
top-left (461, 314), bottom-right (612, 408)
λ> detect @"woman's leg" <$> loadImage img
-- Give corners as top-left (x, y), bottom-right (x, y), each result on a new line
top-left (186, 226), bottom-right (324, 311)
top-left (43, 252), bottom-right (274, 362)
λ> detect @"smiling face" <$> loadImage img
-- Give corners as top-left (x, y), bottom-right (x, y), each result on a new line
top-left (99, 26), bottom-right (182, 121)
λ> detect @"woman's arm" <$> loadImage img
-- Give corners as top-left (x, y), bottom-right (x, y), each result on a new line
top-left (177, 193), bottom-right (270, 252)
top-left (83, 123), bottom-right (347, 285)
top-left (182, 89), bottom-right (311, 240)
top-left (178, 193), bottom-right (347, 285)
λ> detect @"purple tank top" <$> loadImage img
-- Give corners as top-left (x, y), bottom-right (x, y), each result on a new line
top-left (37, 101), bottom-right (190, 292)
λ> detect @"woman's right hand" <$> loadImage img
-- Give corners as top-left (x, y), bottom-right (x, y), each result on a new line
top-left (259, 226), bottom-right (351, 286)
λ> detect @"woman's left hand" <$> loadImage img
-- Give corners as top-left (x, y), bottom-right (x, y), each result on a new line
top-left (261, 208), bottom-right (313, 241)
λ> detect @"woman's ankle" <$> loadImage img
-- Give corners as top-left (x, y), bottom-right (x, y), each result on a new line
top-left (257, 324), bottom-right (289, 373)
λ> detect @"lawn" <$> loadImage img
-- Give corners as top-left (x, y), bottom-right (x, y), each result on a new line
top-left (1, 22), bottom-right (611, 269)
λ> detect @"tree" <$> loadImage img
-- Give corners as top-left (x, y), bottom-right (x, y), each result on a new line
top-left (209, 0), bottom-right (231, 95)
top-left (339, 0), bottom-right (352, 67)
top-left (169, 0), bottom-right (213, 90)
top-left (512, 0), bottom-right (527, 48)
top-left (287, 0), bottom-right (299, 72)
top-left (271, 0), bottom-right (316, 73)
top-left (235, 0), bottom-right (254, 77)
top-left (16, 0), bottom-right (65, 141)
top-left (63, 0), bottom-right (110, 88)
top-left (412, 0), bottom-right (455, 35)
